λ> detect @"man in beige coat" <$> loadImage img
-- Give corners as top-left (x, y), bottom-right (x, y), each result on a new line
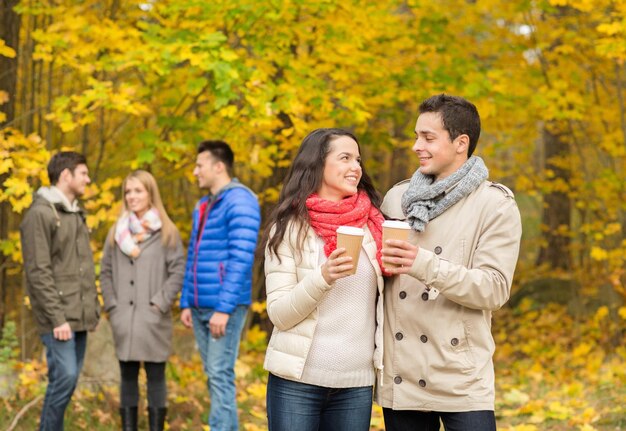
top-left (380, 94), bottom-right (522, 431)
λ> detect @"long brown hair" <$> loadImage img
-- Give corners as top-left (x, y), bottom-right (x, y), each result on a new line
top-left (260, 128), bottom-right (381, 261)
top-left (109, 170), bottom-right (179, 248)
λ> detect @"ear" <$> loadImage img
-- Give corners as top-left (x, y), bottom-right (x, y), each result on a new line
top-left (57, 168), bottom-right (72, 185)
top-left (454, 134), bottom-right (469, 155)
top-left (214, 160), bottom-right (226, 174)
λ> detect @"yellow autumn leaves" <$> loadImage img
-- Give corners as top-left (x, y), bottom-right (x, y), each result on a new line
top-left (495, 300), bottom-right (626, 430)
top-left (2, 298), bottom-right (624, 429)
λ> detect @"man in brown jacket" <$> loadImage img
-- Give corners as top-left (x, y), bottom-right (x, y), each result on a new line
top-left (380, 94), bottom-right (522, 431)
top-left (20, 151), bottom-right (100, 431)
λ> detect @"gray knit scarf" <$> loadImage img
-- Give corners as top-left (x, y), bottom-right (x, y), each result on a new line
top-left (401, 156), bottom-right (488, 232)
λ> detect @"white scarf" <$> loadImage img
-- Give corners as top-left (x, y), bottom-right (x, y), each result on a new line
top-left (114, 208), bottom-right (162, 257)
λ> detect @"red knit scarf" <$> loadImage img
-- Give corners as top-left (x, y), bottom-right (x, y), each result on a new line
top-left (306, 190), bottom-right (386, 274)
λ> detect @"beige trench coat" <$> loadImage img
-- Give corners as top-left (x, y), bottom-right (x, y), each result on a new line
top-left (378, 180), bottom-right (522, 412)
top-left (100, 230), bottom-right (185, 362)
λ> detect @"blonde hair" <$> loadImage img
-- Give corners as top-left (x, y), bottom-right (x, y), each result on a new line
top-left (110, 170), bottom-right (179, 248)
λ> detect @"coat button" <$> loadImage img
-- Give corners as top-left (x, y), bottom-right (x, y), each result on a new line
top-left (130, 280), bottom-right (134, 285)
top-left (399, 291), bottom-right (407, 299)
top-left (421, 292), bottom-right (429, 301)
top-left (434, 246), bottom-right (442, 254)
top-left (451, 338), bottom-right (459, 346)
top-left (130, 260), bottom-right (134, 265)
top-left (395, 332), bottom-right (404, 341)
top-left (130, 300), bottom-right (134, 306)
top-left (394, 376), bottom-right (402, 384)
top-left (419, 379), bottom-right (426, 387)
top-left (420, 335), bottom-right (428, 343)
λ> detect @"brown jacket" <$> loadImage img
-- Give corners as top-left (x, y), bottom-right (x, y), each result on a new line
top-left (100, 230), bottom-right (185, 362)
top-left (20, 187), bottom-right (100, 334)
top-left (378, 180), bottom-right (522, 412)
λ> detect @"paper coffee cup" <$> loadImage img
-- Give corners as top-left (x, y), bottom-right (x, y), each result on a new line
top-left (336, 226), bottom-right (364, 275)
top-left (382, 220), bottom-right (411, 269)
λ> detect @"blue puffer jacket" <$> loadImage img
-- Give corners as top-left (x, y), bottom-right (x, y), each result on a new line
top-left (180, 180), bottom-right (261, 313)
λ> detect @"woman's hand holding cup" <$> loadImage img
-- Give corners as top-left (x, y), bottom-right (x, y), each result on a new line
top-left (321, 247), bottom-right (355, 284)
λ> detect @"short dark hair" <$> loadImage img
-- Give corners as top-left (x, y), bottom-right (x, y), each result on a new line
top-left (419, 94), bottom-right (481, 157)
top-left (47, 151), bottom-right (87, 185)
top-left (197, 140), bottom-right (234, 173)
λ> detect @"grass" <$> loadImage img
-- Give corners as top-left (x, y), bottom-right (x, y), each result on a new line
top-left (1, 300), bottom-right (625, 430)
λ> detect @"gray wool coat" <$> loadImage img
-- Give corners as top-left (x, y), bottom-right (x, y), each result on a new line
top-left (100, 230), bottom-right (185, 362)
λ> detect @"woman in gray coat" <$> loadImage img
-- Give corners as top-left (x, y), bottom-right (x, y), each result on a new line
top-left (100, 170), bottom-right (185, 431)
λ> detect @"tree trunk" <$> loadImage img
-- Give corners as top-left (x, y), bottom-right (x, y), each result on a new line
top-left (537, 126), bottom-right (571, 270)
top-left (0, 0), bottom-right (20, 128)
top-left (0, 0), bottom-right (21, 331)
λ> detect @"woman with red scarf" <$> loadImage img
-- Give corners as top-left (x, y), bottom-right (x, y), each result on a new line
top-left (261, 128), bottom-right (386, 430)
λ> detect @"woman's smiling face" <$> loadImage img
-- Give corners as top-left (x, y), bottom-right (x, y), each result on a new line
top-left (124, 177), bottom-right (151, 218)
top-left (317, 135), bottom-right (362, 202)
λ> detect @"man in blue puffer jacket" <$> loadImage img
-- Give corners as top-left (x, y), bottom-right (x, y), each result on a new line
top-left (180, 140), bottom-right (261, 431)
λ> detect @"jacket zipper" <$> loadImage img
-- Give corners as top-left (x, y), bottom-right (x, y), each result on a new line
top-left (219, 262), bottom-right (225, 285)
top-left (192, 196), bottom-right (222, 307)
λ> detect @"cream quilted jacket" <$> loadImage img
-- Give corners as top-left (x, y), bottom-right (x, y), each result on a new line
top-left (263, 221), bottom-right (385, 384)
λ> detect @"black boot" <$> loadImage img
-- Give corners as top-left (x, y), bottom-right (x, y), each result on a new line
top-left (119, 406), bottom-right (138, 431)
top-left (147, 407), bottom-right (167, 431)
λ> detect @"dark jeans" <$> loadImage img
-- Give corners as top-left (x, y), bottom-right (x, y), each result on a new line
top-left (267, 373), bottom-right (373, 431)
top-left (39, 331), bottom-right (87, 431)
top-left (383, 408), bottom-right (497, 431)
top-left (119, 361), bottom-right (167, 408)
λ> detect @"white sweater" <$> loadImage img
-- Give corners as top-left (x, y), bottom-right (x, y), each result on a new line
top-left (263, 222), bottom-right (385, 387)
top-left (298, 240), bottom-right (377, 387)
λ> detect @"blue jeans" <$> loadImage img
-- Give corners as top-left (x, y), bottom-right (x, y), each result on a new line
top-left (39, 331), bottom-right (87, 431)
top-left (383, 408), bottom-right (497, 431)
top-left (266, 373), bottom-right (373, 431)
top-left (191, 306), bottom-right (248, 431)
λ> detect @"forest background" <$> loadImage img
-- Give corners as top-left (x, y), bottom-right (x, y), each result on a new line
top-left (0, 0), bottom-right (625, 430)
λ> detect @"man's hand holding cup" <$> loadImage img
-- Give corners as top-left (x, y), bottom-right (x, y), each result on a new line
top-left (381, 220), bottom-right (418, 274)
